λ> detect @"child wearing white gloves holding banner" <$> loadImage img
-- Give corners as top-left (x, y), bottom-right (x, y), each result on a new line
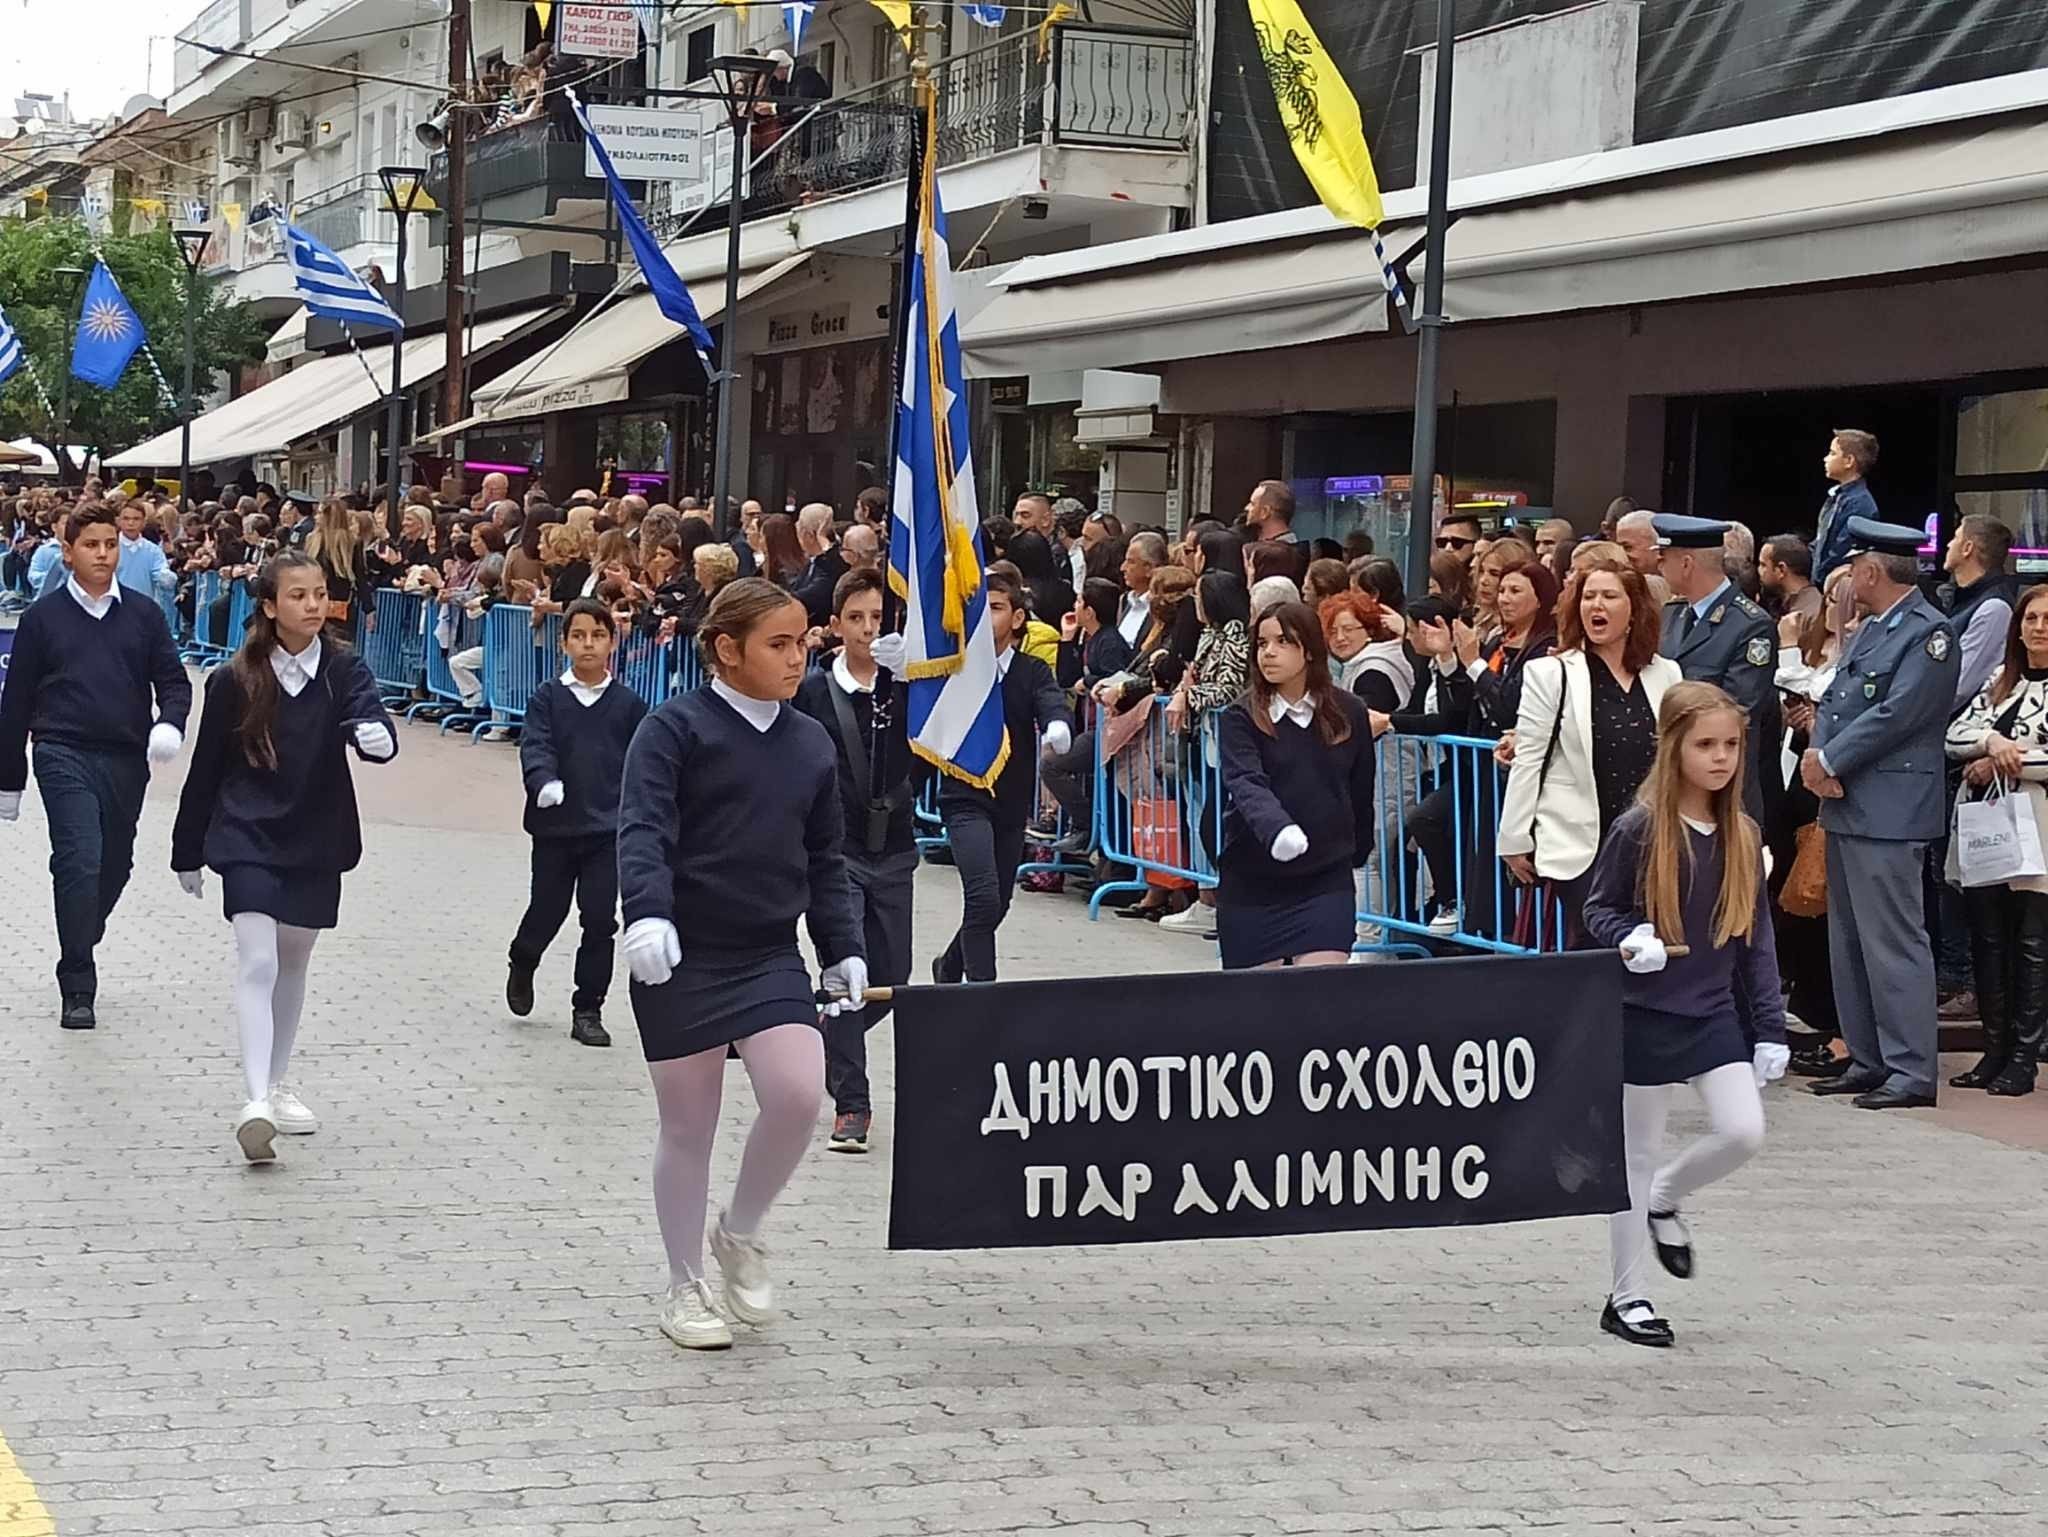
top-left (1582, 680), bottom-right (1788, 1348)
top-left (171, 551), bottom-right (398, 1163)
top-left (616, 578), bottom-right (867, 1351)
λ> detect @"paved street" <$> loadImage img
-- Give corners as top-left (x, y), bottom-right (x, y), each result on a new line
top-left (2, 705), bottom-right (2046, 1537)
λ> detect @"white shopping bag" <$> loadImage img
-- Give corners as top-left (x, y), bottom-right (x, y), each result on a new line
top-left (1954, 777), bottom-right (2048, 888)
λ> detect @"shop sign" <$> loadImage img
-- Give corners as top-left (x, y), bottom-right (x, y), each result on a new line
top-left (581, 105), bottom-right (704, 180)
top-left (764, 303), bottom-right (852, 350)
top-left (560, 3), bottom-right (645, 58)
top-left (989, 377), bottom-right (1029, 407)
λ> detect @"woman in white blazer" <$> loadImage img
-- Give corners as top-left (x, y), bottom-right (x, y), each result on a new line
top-left (1499, 553), bottom-right (1683, 945)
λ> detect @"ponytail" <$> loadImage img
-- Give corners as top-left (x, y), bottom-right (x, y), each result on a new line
top-left (229, 551), bottom-right (323, 771)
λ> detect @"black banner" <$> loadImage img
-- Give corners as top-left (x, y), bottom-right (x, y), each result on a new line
top-left (888, 952), bottom-right (1627, 1250)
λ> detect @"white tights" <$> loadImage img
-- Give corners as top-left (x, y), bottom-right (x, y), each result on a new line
top-left (648, 1024), bottom-right (824, 1286)
top-left (232, 913), bottom-right (319, 1105)
top-left (1610, 1062), bottom-right (1765, 1307)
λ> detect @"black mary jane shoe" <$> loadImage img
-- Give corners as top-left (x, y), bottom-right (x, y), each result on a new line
top-left (1648, 1209), bottom-right (1694, 1279)
top-left (1600, 1296), bottom-right (1674, 1348)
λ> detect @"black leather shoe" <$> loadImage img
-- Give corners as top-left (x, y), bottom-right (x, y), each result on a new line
top-left (569, 1008), bottom-right (611, 1048)
top-left (1600, 1296), bottom-right (1674, 1348)
top-left (1648, 1210), bottom-right (1694, 1279)
top-left (506, 964), bottom-right (536, 1018)
top-left (1853, 1085), bottom-right (1936, 1109)
top-left (1793, 1050), bottom-right (1852, 1080)
top-left (59, 995), bottom-right (95, 1030)
top-left (1986, 1067), bottom-right (2036, 1097)
top-left (1950, 1055), bottom-right (2009, 1090)
top-left (1811, 1073), bottom-right (1887, 1097)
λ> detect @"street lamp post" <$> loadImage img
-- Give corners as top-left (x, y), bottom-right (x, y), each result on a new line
top-left (51, 265), bottom-right (86, 488)
top-left (706, 55), bottom-right (777, 538)
top-left (1405, 0), bottom-right (1458, 602)
top-left (172, 228), bottom-right (210, 518)
top-left (377, 166), bottom-right (429, 528)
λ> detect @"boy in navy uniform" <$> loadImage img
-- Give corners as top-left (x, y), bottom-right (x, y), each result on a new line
top-left (793, 567), bottom-right (921, 1153)
top-left (0, 505), bottom-right (191, 1028)
top-left (1803, 517), bottom-right (1959, 1109)
top-left (506, 598), bottom-right (649, 1046)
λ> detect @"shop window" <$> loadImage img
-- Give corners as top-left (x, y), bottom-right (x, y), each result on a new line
top-left (1957, 389), bottom-right (2048, 478)
top-left (1956, 490), bottom-right (2048, 577)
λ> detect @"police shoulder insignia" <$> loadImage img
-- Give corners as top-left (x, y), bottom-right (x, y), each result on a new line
top-left (1708, 605), bottom-right (1727, 624)
top-left (1746, 636), bottom-right (1773, 666)
top-left (1927, 630), bottom-right (1952, 662)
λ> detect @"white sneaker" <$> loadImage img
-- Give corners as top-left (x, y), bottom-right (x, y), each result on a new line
top-left (235, 1101), bottom-right (277, 1163)
top-left (1156, 903), bottom-right (1214, 935)
top-left (658, 1278), bottom-right (733, 1350)
top-left (1427, 911), bottom-right (1460, 937)
top-left (269, 1084), bottom-right (318, 1135)
top-left (709, 1211), bottom-right (776, 1324)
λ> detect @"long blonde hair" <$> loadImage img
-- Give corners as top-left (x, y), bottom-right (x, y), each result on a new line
top-left (306, 496), bottom-right (358, 577)
top-left (1638, 681), bottom-right (1759, 948)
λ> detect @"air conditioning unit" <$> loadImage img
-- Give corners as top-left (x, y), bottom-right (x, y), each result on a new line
top-left (274, 109), bottom-right (311, 150)
top-left (219, 116), bottom-right (257, 169)
top-left (244, 102), bottom-right (275, 140)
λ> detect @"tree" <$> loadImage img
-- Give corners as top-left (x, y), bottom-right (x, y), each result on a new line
top-left (0, 218), bottom-right (268, 480)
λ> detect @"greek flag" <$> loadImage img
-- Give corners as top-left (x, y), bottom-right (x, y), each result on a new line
top-left (0, 302), bottom-right (21, 387)
top-left (887, 114), bottom-right (1007, 790)
top-left (284, 220), bottom-right (402, 331)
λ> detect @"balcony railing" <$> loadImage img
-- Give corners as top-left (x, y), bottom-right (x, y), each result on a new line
top-left (1052, 26), bottom-right (1197, 149)
top-left (293, 174), bottom-right (390, 252)
top-left (424, 113), bottom-right (606, 222)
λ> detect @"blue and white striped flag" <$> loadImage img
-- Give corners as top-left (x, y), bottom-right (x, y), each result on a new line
top-left (0, 301), bottom-right (22, 387)
top-left (888, 116), bottom-right (1008, 790)
top-left (284, 220), bottom-right (402, 332)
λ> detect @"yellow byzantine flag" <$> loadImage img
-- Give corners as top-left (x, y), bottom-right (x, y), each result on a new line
top-left (869, 0), bottom-right (912, 49)
top-left (1246, 0), bottom-right (1383, 230)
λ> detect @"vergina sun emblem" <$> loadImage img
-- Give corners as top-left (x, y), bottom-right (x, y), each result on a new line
top-left (81, 297), bottom-right (132, 343)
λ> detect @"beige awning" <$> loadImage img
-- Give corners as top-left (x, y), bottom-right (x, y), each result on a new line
top-left (107, 306), bottom-right (560, 469)
top-left (459, 253), bottom-right (813, 429)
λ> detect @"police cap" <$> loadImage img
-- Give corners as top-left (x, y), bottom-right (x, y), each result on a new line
top-left (1650, 513), bottom-right (1731, 550)
top-left (282, 488), bottom-right (316, 512)
top-left (1843, 516), bottom-right (1926, 560)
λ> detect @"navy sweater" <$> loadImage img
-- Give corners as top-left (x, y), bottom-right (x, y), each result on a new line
top-left (617, 687), bottom-right (862, 964)
top-left (519, 678), bottom-right (647, 839)
top-left (0, 585), bottom-right (192, 792)
top-left (1217, 693), bottom-right (1378, 898)
top-left (170, 649), bottom-right (396, 875)
top-left (792, 665), bottom-right (920, 857)
top-left (937, 650), bottom-right (1072, 826)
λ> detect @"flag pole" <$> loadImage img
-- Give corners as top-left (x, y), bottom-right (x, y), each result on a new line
top-left (1405, 0), bottom-right (1458, 606)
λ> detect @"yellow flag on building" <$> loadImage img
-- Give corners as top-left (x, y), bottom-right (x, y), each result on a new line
top-left (869, 0), bottom-right (912, 49)
top-left (534, 0), bottom-right (553, 31)
top-left (1245, 0), bottom-right (1383, 230)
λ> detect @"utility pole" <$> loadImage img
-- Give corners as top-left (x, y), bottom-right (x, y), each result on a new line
top-left (442, 0), bottom-right (472, 477)
top-left (1405, 0), bottom-right (1457, 602)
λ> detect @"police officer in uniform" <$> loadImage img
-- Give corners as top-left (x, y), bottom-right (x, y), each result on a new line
top-left (1654, 514), bottom-right (1779, 821)
top-left (1803, 517), bottom-right (1959, 1109)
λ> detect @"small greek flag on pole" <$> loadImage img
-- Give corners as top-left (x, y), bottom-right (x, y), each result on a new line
top-left (887, 87), bottom-right (1008, 791)
top-left (0, 302), bottom-right (22, 387)
top-left (285, 221), bottom-right (402, 332)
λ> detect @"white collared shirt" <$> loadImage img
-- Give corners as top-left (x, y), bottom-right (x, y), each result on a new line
top-left (711, 676), bottom-right (780, 733)
top-left (66, 576), bottom-right (120, 621)
top-left (1268, 692), bottom-right (1315, 730)
top-left (832, 653), bottom-right (876, 696)
top-left (994, 646), bottom-right (1015, 680)
top-left (271, 635), bottom-right (322, 698)
top-left (1117, 591), bottom-right (1151, 647)
top-left (560, 667), bottom-right (612, 707)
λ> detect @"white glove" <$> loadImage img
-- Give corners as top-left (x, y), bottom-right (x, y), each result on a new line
top-left (536, 780), bottom-right (566, 809)
top-left (1619, 922), bottom-right (1668, 975)
top-left (1270, 824), bottom-right (1309, 863)
top-left (352, 721), bottom-right (396, 761)
top-left (870, 632), bottom-right (908, 674)
top-left (146, 723), bottom-right (183, 765)
top-left (176, 869), bottom-right (205, 899)
top-left (0, 791), bottom-right (19, 823)
top-left (1042, 721), bottom-right (1072, 757)
top-left (623, 917), bottom-right (682, 987)
top-left (820, 955), bottom-right (869, 1017)
top-left (1753, 1042), bottom-right (1790, 1087)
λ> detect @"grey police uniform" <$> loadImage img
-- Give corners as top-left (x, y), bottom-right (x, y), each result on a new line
top-left (1661, 578), bottom-right (1778, 820)
top-left (1814, 584), bottom-right (1959, 1099)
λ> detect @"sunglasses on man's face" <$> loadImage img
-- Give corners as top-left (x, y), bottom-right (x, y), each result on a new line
top-left (1436, 534), bottom-right (1477, 550)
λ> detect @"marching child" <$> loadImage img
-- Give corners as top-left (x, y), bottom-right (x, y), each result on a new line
top-left (171, 550), bottom-right (399, 1163)
top-left (617, 577), bottom-right (867, 1350)
top-left (793, 567), bottom-right (920, 1153)
top-left (0, 503), bottom-right (192, 1029)
top-left (932, 570), bottom-right (1072, 983)
top-left (1582, 680), bottom-right (1790, 1347)
top-left (506, 597), bottom-right (648, 1047)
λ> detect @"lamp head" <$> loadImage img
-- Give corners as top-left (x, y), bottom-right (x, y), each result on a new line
top-left (172, 227), bottom-right (209, 274)
top-left (377, 165), bottom-right (430, 216)
top-left (708, 53), bottom-right (777, 121)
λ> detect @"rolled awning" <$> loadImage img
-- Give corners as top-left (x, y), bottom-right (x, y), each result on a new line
top-left (107, 306), bottom-right (561, 469)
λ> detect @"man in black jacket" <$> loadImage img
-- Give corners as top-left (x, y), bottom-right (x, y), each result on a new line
top-left (789, 502), bottom-right (849, 628)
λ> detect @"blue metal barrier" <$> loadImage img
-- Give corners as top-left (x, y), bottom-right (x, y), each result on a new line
top-left (613, 629), bottom-right (675, 707)
top-left (912, 774), bottom-right (948, 856)
top-left (472, 604), bottom-right (561, 740)
top-left (1087, 702), bottom-right (1224, 918)
top-left (416, 604), bottom-right (489, 733)
top-left (364, 588), bottom-right (429, 700)
top-left (184, 570), bottom-right (224, 661)
top-left (224, 578), bottom-right (254, 654)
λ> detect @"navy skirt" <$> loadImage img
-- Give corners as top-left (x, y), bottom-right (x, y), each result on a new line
top-left (1624, 1003), bottom-right (1748, 1086)
top-left (1216, 866), bottom-right (1357, 970)
top-left (221, 863), bottom-right (342, 930)
top-left (630, 944), bottom-right (818, 1063)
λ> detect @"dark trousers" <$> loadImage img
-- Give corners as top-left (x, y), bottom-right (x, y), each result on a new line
top-left (1964, 883), bottom-right (2048, 1082)
top-left (937, 808), bottom-right (1026, 983)
top-left (825, 844), bottom-right (919, 1115)
top-left (33, 742), bottom-right (148, 999)
top-left (509, 832), bottom-right (619, 1010)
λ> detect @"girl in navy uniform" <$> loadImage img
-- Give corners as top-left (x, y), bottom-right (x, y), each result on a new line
top-left (171, 551), bottom-right (398, 1163)
top-left (1215, 600), bottom-right (1377, 969)
top-left (506, 598), bottom-right (648, 1047)
top-left (617, 578), bottom-right (866, 1350)
top-left (1583, 681), bottom-right (1790, 1347)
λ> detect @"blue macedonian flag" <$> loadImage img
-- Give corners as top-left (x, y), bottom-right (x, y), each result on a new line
top-left (69, 259), bottom-right (147, 390)
top-left (887, 93), bottom-right (1006, 790)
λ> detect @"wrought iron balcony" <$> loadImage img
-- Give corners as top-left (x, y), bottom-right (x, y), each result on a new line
top-left (423, 113), bottom-right (607, 225)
